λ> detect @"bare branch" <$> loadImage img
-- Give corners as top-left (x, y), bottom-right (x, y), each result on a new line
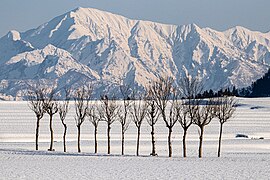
top-left (130, 93), bottom-right (148, 156)
top-left (192, 98), bottom-right (216, 158)
top-left (58, 88), bottom-right (71, 152)
top-left (74, 85), bottom-right (92, 153)
top-left (215, 96), bottom-right (237, 124)
top-left (215, 95), bottom-right (237, 157)
top-left (27, 84), bottom-right (46, 151)
top-left (148, 75), bottom-right (178, 157)
top-left (74, 86), bottom-right (92, 127)
top-left (98, 94), bottom-right (120, 154)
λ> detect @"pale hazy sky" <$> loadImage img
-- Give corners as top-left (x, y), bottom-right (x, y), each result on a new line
top-left (0, 0), bottom-right (270, 37)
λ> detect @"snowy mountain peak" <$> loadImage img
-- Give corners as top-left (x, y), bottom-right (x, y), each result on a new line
top-left (0, 7), bottom-right (270, 99)
top-left (185, 23), bottom-right (200, 32)
top-left (6, 30), bottom-right (21, 41)
top-left (5, 44), bottom-right (85, 70)
top-left (70, 7), bottom-right (130, 22)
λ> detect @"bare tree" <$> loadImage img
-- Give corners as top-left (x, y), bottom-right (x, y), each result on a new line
top-left (58, 88), bottom-right (70, 152)
top-left (118, 83), bottom-right (131, 155)
top-left (118, 84), bottom-right (131, 155)
top-left (166, 91), bottom-right (180, 157)
top-left (215, 96), bottom-right (236, 157)
top-left (118, 107), bottom-right (131, 155)
top-left (176, 103), bottom-right (191, 157)
top-left (74, 86), bottom-right (91, 153)
top-left (145, 90), bottom-right (160, 156)
top-left (130, 95), bottom-right (148, 156)
top-left (193, 99), bottom-right (216, 158)
top-left (88, 105), bottom-right (100, 153)
top-left (178, 75), bottom-right (202, 157)
top-left (149, 76), bottom-right (178, 157)
top-left (27, 86), bottom-right (45, 150)
top-left (99, 94), bottom-right (119, 154)
top-left (179, 75), bottom-right (203, 100)
top-left (43, 87), bottom-right (58, 151)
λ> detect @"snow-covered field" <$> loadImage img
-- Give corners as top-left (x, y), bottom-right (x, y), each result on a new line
top-left (1, 98), bottom-right (270, 179)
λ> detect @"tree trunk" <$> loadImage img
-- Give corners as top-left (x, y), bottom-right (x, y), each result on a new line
top-left (107, 124), bottom-right (111, 154)
top-left (49, 114), bottom-right (54, 151)
top-left (63, 124), bottom-right (67, 152)
top-left (198, 126), bottom-right (204, 158)
top-left (168, 128), bottom-right (172, 157)
top-left (77, 125), bottom-right (81, 153)
top-left (35, 117), bottom-right (40, 150)
top-left (121, 126), bottom-right (125, 155)
top-left (217, 123), bottom-right (223, 157)
top-left (136, 127), bottom-right (141, 156)
top-left (151, 124), bottom-right (156, 156)
top-left (94, 126), bottom-right (97, 154)
top-left (183, 129), bottom-right (187, 157)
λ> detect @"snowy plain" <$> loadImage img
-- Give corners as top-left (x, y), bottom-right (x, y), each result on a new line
top-left (1, 97), bottom-right (270, 179)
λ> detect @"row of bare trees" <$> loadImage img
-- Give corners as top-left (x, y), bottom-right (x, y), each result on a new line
top-left (27, 76), bottom-right (236, 158)
top-left (28, 85), bottom-right (69, 152)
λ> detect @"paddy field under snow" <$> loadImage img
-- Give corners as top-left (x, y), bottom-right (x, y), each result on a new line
top-left (1, 98), bottom-right (270, 179)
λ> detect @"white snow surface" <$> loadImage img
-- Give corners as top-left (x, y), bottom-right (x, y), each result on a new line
top-left (1, 98), bottom-right (270, 179)
top-left (0, 7), bottom-right (270, 98)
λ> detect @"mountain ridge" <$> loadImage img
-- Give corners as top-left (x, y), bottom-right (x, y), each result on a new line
top-left (0, 7), bottom-right (270, 100)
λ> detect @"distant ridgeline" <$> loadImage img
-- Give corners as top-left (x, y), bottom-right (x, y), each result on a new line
top-left (197, 69), bottom-right (270, 98)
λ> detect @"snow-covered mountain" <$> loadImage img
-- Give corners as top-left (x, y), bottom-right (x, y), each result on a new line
top-left (0, 7), bottom-right (270, 99)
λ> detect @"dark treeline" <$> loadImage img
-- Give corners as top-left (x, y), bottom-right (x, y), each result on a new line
top-left (199, 69), bottom-right (270, 98)
top-left (240, 69), bottom-right (270, 97)
top-left (27, 75), bottom-right (237, 158)
top-left (196, 86), bottom-right (239, 99)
